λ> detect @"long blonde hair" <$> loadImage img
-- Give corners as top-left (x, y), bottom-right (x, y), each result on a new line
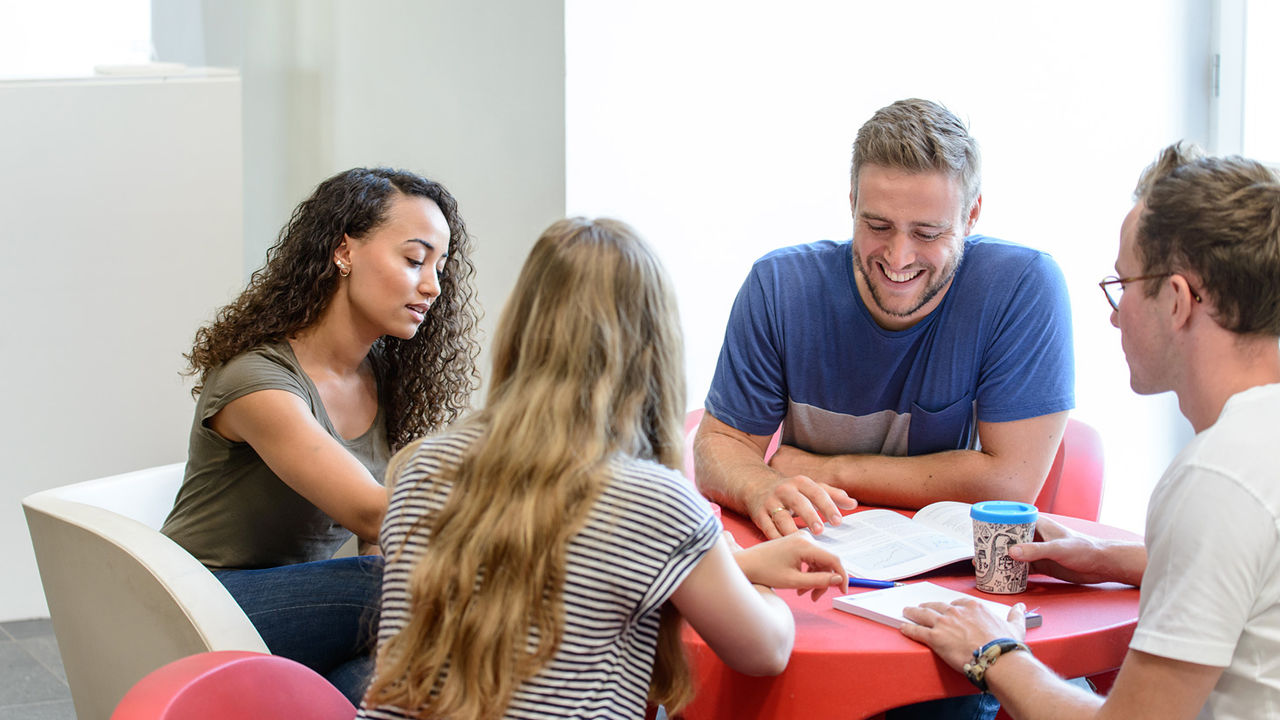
top-left (365, 218), bottom-right (694, 718)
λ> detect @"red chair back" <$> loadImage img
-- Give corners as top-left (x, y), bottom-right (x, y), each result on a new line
top-left (1033, 418), bottom-right (1105, 521)
top-left (683, 408), bottom-right (706, 480)
top-left (111, 651), bottom-right (356, 720)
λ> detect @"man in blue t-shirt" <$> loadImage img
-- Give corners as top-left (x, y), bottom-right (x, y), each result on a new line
top-left (696, 98), bottom-right (1075, 541)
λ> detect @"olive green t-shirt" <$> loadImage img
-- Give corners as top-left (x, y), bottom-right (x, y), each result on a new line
top-left (161, 342), bottom-right (390, 569)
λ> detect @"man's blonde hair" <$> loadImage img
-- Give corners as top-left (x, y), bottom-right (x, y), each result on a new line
top-left (851, 98), bottom-right (981, 208)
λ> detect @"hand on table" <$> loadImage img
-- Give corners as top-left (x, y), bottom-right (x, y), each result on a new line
top-left (747, 447), bottom-right (857, 539)
top-left (731, 532), bottom-right (849, 601)
top-left (900, 598), bottom-right (1028, 673)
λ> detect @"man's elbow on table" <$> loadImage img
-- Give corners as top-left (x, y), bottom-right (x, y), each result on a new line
top-left (958, 445), bottom-right (1053, 506)
top-left (984, 468), bottom-right (1045, 506)
top-left (971, 412), bottom-right (1068, 504)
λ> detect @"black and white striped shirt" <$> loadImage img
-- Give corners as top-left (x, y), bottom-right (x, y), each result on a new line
top-left (359, 424), bottom-right (720, 720)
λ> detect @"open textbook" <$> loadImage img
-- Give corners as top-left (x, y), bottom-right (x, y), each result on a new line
top-left (801, 501), bottom-right (974, 581)
top-left (833, 581), bottom-right (1042, 629)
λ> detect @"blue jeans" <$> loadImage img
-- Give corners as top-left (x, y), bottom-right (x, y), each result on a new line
top-left (886, 693), bottom-right (1000, 720)
top-left (213, 555), bottom-right (384, 705)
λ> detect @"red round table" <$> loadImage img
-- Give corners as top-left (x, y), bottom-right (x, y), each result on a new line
top-left (676, 507), bottom-right (1141, 720)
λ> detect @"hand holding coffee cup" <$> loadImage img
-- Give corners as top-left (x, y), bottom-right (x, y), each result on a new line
top-left (970, 501), bottom-right (1038, 594)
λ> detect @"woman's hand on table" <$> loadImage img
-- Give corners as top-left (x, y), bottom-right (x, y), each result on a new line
top-left (899, 599), bottom-right (1028, 673)
top-left (730, 532), bottom-right (849, 601)
top-left (1008, 516), bottom-right (1146, 586)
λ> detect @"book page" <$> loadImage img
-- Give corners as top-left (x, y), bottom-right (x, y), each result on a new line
top-left (802, 508), bottom-right (973, 581)
top-left (911, 501), bottom-right (975, 543)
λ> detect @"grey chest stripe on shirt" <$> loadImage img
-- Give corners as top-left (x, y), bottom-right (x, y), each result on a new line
top-left (782, 400), bottom-right (980, 457)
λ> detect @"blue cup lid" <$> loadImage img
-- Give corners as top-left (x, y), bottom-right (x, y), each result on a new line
top-left (970, 500), bottom-right (1038, 524)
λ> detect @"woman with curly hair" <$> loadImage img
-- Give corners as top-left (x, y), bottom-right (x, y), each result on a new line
top-left (359, 217), bottom-right (847, 720)
top-left (161, 167), bottom-right (480, 703)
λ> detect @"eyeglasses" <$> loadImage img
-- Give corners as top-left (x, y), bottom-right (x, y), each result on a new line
top-left (1098, 273), bottom-right (1203, 311)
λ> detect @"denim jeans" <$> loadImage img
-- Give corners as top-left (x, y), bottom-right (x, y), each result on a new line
top-left (213, 555), bottom-right (384, 705)
top-left (886, 692), bottom-right (1000, 720)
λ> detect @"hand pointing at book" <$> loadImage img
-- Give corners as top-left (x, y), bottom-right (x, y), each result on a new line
top-left (730, 532), bottom-right (850, 601)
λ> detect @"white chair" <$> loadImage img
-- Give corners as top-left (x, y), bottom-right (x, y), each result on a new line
top-left (22, 463), bottom-right (268, 720)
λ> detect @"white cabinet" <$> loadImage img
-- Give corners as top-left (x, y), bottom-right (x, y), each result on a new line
top-left (0, 70), bottom-right (243, 620)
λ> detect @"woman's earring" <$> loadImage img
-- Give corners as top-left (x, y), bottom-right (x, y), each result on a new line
top-left (336, 261), bottom-right (351, 277)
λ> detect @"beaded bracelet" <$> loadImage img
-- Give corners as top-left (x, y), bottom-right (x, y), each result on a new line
top-left (962, 638), bottom-right (1031, 692)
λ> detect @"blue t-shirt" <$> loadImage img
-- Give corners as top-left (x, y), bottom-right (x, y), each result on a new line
top-left (705, 236), bottom-right (1074, 457)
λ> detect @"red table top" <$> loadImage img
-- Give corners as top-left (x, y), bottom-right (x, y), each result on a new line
top-left (677, 507), bottom-right (1141, 720)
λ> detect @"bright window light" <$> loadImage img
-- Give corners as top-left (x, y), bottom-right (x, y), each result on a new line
top-left (0, 0), bottom-right (150, 79)
top-left (1243, 0), bottom-right (1280, 163)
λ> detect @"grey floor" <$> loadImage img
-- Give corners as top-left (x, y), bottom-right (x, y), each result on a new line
top-left (0, 618), bottom-right (674, 720)
top-left (0, 619), bottom-right (75, 720)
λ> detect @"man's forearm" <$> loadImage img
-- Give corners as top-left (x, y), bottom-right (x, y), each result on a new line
top-left (693, 429), bottom-right (781, 513)
top-left (772, 446), bottom-right (1044, 509)
top-left (1093, 540), bottom-right (1147, 587)
top-left (984, 651), bottom-right (1103, 720)
top-left (770, 412), bottom-right (1067, 509)
top-left (985, 649), bottom-right (1221, 720)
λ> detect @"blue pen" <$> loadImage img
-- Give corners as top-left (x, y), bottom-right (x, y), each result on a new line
top-left (847, 578), bottom-right (904, 589)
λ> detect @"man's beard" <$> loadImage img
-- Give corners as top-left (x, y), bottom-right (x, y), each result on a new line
top-left (853, 242), bottom-right (965, 320)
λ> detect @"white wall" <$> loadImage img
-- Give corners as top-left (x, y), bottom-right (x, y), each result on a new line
top-left (0, 1), bottom-right (565, 622)
top-left (0, 72), bottom-right (244, 621)
top-left (154, 0), bottom-right (568, 395)
top-left (4, 4), bottom-right (1208, 624)
top-left (0, 0), bottom-right (150, 79)
top-left (323, 1), bottom-right (568, 382)
top-left (566, 0), bottom-right (1210, 532)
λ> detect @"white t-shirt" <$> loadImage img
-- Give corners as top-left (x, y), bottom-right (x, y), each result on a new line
top-left (1131, 383), bottom-right (1280, 720)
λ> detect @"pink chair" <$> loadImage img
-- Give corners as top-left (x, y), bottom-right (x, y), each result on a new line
top-left (684, 411), bottom-right (1105, 522)
top-left (682, 407), bottom-right (705, 480)
top-left (110, 651), bottom-right (356, 720)
top-left (1032, 418), bottom-right (1105, 521)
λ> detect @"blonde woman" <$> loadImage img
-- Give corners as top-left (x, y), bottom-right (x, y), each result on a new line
top-left (359, 218), bottom-right (848, 720)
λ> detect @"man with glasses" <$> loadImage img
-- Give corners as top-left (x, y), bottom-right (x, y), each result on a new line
top-left (1100, 274), bottom-right (1201, 313)
top-left (696, 98), bottom-right (1074, 539)
top-left (902, 143), bottom-right (1280, 719)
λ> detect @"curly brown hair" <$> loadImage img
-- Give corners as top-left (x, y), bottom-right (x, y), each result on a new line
top-left (185, 167), bottom-right (480, 450)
